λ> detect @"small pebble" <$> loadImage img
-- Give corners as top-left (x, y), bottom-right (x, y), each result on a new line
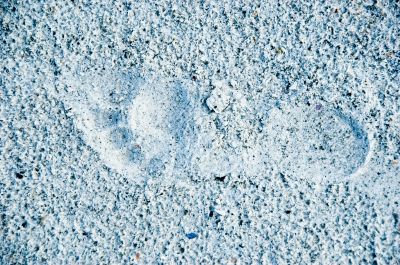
top-left (186, 232), bottom-right (197, 239)
top-left (15, 172), bottom-right (24, 179)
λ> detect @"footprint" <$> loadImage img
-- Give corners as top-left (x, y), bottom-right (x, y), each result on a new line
top-left (60, 70), bottom-right (372, 183)
top-left (60, 69), bottom-right (198, 179)
top-left (263, 102), bottom-right (371, 182)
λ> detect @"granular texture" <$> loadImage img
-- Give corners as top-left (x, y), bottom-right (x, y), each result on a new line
top-left (0, 0), bottom-right (399, 264)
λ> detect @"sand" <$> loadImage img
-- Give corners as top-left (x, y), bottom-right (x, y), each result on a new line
top-left (1, 0), bottom-right (399, 264)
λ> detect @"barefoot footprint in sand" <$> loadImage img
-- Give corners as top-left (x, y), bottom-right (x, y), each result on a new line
top-left (60, 69), bottom-right (198, 179)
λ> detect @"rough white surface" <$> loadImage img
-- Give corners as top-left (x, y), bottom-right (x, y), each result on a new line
top-left (1, 0), bottom-right (399, 264)
top-left (264, 102), bottom-right (371, 182)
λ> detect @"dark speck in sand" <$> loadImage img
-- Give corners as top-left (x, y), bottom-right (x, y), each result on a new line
top-left (186, 232), bottom-right (198, 239)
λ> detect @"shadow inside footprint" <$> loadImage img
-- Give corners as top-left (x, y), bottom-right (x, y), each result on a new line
top-left (128, 145), bottom-right (144, 164)
top-left (110, 127), bottom-right (135, 148)
top-left (95, 109), bottom-right (126, 128)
